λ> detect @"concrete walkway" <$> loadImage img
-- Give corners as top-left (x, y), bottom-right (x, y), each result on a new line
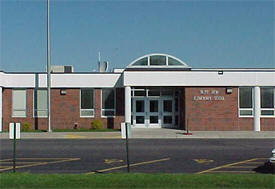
top-left (0, 128), bottom-right (274, 139)
top-left (131, 128), bottom-right (275, 139)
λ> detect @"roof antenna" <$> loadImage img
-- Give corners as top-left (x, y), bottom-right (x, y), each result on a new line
top-left (98, 52), bottom-right (101, 62)
top-left (98, 52), bottom-right (101, 72)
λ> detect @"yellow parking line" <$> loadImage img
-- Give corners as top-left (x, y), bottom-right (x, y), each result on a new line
top-left (210, 170), bottom-right (255, 173)
top-left (0, 162), bottom-right (42, 164)
top-left (229, 165), bottom-right (259, 168)
top-left (66, 134), bottom-right (86, 139)
top-left (0, 166), bottom-right (12, 168)
top-left (0, 159), bottom-right (12, 162)
top-left (245, 162), bottom-right (267, 164)
top-left (15, 158), bottom-right (75, 160)
top-left (86, 157), bottom-right (170, 174)
top-left (197, 158), bottom-right (260, 174)
top-left (0, 158), bottom-right (80, 172)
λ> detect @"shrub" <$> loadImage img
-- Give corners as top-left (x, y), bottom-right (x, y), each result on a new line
top-left (91, 119), bottom-right (103, 130)
top-left (21, 122), bottom-right (31, 131)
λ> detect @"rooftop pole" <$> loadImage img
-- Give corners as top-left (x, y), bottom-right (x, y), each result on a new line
top-left (47, 0), bottom-right (52, 132)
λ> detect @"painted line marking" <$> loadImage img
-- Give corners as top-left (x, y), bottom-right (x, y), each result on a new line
top-left (197, 158), bottom-right (263, 174)
top-left (104, 159), bottom-right (123, 164)
top-left (65, 135), bottom-right (121, 139)
top-left (244, 162), bottom-right (267, 164)
top-left (66, 134), bottom-right (86, 139)
top-left (0, 158), bottom-right (77, 161)
top-left (0, 158), bottom-right (80, 172)
top-left (86, 157), bottom-right (170, 174)
top-left (228, 165), bottom-right (260, 169)
top-left (193, 159), bottom-right (214, 164)
top-left (0, 166), bottom-right (12, 168)
top-left (210, 170), bottom-right (255, 173)
top-left (0, 162), bottom-right (42, 164)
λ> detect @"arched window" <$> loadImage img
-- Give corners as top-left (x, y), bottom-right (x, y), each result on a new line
top-left (127, 53), bottom-right (189, 68)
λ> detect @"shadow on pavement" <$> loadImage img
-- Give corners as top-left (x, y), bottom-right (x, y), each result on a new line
top-left (253, 162), bottom-right (275, 174)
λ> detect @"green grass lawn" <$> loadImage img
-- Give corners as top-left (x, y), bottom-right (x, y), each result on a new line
top-left (0, 173), bottom-right (274, 189)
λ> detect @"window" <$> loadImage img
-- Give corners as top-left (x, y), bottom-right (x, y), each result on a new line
top-left (239, 87), bottom-right (253, 116)
top-left (80, 89), bottom-right (94, 117)
top-left (101, 89), bottom-right (115, 117)
top-left (150, 55), bottom-right (166, 66)
top-left (132, 57), bottom-right (148, 66)
top-left (261, 87), bottom-right (274, 116)
top-left (34, 89), bottom-right (48, 117)
top-left (12, 89), bottom-right (26, 117)
top-left (168, 57), bottom-right (182, 65)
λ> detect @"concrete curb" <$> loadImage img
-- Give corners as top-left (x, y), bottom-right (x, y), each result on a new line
top-left (0, 130), bottom-right (274, 139)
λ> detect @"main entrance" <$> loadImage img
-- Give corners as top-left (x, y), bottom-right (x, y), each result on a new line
top-left (131, 88), bottom-right (180, 128)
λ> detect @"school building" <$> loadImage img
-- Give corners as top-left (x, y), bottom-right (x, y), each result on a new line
top-left (0, 53), bottom-right (274, 131)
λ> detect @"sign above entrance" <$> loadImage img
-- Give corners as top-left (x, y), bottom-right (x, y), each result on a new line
top-left (193, 89), bottom-right (224, 101)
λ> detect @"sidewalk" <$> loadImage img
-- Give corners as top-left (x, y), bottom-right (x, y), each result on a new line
top-left (0, 129), bottom-right (274, 139)
top-left (131, 128), bottom-right (275, 139)
top-left (0, 132), bottom-right (121, 139)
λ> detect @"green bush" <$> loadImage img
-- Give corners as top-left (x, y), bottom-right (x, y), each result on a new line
top-left (91, 119), bottom-right (103, 130)
top-left (21, 122), bottom-right (31, 131)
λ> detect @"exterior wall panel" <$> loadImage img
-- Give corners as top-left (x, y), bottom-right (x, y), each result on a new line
top-left (2, 88), bottom-right (125, 131)
top-left (184, 87), bottom-right (275, 131)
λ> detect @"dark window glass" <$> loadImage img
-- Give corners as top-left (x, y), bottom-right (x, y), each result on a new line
top-left (164, 100), bottom-right (172, 112)
top-left (136, 100), bottom-right (144, 112)
top-left (261, 110), bottom-right (274, 115)
top-left (150, 55), bottom-right (166, 66)
top-left (261, 88), bottom-right (274, 108)
top-left (102, 89), bottom-right (115, 109)
top-left (150, 100), bottom-right (158, 112)
top-left (136, 116), bottom-right (145, 124)
top-left (150, 116), bottom-right (158, 123)
top-left (239, 88), bottom-right (252, 108)
top-left (81, 89), bottom-right (93, 109)
top-left (164, 116), bottom-right (172, 124)
top-left (168, 57), bottom-right (182, 65)
top-left (175, 115), bottom-right (178, 125)
top-left (240, 110), bottom-right (253, 116)
top-left (148, 90), bottom-right (160, 96)
top-left (132, 57), bottom-right (148, 66)
top-left (134, 91), bottom-right (146, 96)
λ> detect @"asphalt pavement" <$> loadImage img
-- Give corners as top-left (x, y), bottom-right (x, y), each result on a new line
top-left (0, 139), bottom-right (274, 174)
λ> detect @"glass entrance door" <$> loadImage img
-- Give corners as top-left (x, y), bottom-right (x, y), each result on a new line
top-left (148, 99), bottom-right (160, 127)
top-left (133, 99), bottom-right (146, 127)
top-left (161, 98), bottom-right (174, 128)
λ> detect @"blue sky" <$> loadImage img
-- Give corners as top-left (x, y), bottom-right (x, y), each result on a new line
top-left (0, 0), bottom-right (274, 72)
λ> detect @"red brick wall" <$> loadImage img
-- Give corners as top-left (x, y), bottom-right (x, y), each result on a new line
top-left (2, 88), bottom-right (48, 131)
top-left (184, 87), bottom-right (275, 131)
top-left (2, 88), bottom-right (125, 131)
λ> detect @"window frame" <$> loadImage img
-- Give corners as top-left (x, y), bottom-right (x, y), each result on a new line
top-left (238, 87), bottom-right (254, 117)
top-left (101, 88), bottom-right (116, 118)
top-left (33, 89), bottom-right (48, 118)
top-left (260, 87), bottom-right (275, 118)
top-left (12, 89), bottom-right (27, 118)
top-left (80, 88), bottom-right (94, 118)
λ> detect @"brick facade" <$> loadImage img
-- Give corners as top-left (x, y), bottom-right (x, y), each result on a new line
top-left (184, 87), bottom-right (275, 131)
top-left (2, 87), bottom-right (274, 131)
top-left (2, 88), bottom-right (125, 131)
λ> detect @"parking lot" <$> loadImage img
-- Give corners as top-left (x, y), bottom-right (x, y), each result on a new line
top-left (0, 139), bottom-right (274, 174)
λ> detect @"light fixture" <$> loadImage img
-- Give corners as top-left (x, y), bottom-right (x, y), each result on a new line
top-left (226, 87), bottom-right (233, 94)
top-left (218, 70), bottom-right (223, 75)
top-left (60, 89), bottom-right (66, 95)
